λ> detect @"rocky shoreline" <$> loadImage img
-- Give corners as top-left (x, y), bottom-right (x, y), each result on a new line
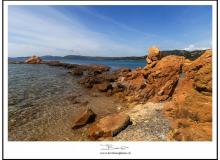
top-left (9, 47), bottom-right (212, 141)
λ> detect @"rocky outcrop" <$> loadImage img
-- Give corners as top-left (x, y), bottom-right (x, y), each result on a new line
top-left (146, 47), bottom-right (161, 64)
top-left (80, 48), bottom-right (212, 141)
top-left (25, 55), bottom-right (42, 64)
top-left (58, 47), bottom-right (213, 141)
top-left (107, 54), bottom-right (185, 103)
top-left (183, 49), bottom-right (212, 94)
top-left (87, 64), bottom-right (110, 75)
top-left (88, 112), bottom-right (130, 140)
top-left (143, 55), bottom-right (185, 102)
top-left (163, 49), bottom-right (212, 141)
top-left (79, 48), bottom-right (186, 103)
top-left (72, 108), bottom-right (96, 129)
top-left (79, 67), bottom-right (131, 90)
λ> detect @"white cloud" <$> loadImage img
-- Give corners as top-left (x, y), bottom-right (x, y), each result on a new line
top-left (184, 44), bottom-right (195, 51)
top-left (8, 6), bottom-right (143, 57)
top-left (183, 44), bottom-right (210, 51)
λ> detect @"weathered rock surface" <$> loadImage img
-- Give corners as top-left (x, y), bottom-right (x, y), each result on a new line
top-left (144, 55), bottom-right (185, 102)
top-left (110, 54), bottom-right (185, 103)
top-left (84, 48), bottom-right (211, 141)
top-left (72, 108), bottom-right (96, 129)
top-left (78, 48), bottom-right (188, 104)
top-left (183, 49), bottom-right (212, 94)
top-left (25, 55), bottom-right (42, 64)
top-left (79, 67), bottom-right (131, 89)
top-left (163, 49), bottom-right (212, 141)
top-left (88, 112), bottom-right (130, 140)
top-left (146, 47), bottom-right (161, 64)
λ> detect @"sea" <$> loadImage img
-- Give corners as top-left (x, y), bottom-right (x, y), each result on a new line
top-left (9, 57), bottom-right (146, 70)
top-left (58, 59), bottom-right (146, 70)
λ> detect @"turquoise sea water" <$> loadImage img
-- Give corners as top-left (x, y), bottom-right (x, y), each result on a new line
top-left (58, 59), bottom-right (146, 70)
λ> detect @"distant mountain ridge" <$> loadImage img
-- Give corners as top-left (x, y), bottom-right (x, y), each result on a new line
top-left (9, 49), bottom-right (207, 61)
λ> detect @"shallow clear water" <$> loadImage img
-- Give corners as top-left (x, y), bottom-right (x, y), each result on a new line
top-left (8, 64), bottom-right (76, 112)
top-left (8, 64), bottom-right (124, 141)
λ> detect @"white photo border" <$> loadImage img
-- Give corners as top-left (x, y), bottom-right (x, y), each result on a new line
top-left (2, 1), bottom-right (218, 159)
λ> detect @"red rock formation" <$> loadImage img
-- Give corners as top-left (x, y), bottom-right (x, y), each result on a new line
top-left (163, 49), bottom-right (212, 141)
top-left (146, 47), bottom-right (161, 64)
top-left (76, 47), bottom-right (212, 141)
top-left (79, 67), bottom-right (131, 89)
top-left (113, 50), bottom-right (186, 103)
top-left (143, 55), bottom-right (186, 102)
top-left (25, 55), bottom-right (42, 64)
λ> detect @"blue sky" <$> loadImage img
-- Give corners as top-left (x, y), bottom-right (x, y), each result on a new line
top-left (8, 5), bottom-right (212, 57)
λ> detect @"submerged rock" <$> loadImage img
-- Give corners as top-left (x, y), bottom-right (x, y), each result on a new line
top-left (72, 108), bottom-right (96, 129)
top-left (87, 64), bottom-right (110, 75)
top-left (88, 112), bottom-right (130, 140)
top-left (71, 69), bottom-right (84, 76)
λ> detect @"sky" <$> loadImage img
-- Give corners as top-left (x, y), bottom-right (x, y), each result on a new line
top-left (8, 5), bottom-right (212, 57)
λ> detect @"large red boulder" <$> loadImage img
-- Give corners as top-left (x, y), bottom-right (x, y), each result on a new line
top-left (88, 112), bottom-right (130, 140)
